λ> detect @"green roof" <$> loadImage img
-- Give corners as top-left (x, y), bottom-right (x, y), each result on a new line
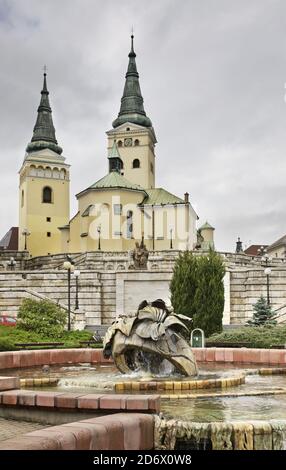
top-left (142, 188), bottom-right (185, 206)
top-left (108, 141), bottom-right (121, 159)
top-left (112, 35), bottom-right (152, 129)
top-left (87, 172), bottom-right (146, 193)
top-left (199, 221), bottom-right (215, 230)
top-left (26, 73), bottom-right (63, 155)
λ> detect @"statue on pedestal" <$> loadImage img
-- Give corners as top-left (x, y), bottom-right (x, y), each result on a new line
top-left (131, 236), bottom-right (149, 270)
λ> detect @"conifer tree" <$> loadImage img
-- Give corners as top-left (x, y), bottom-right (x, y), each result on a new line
top-left (170, 251), bottom-right (198, 319)
top-left (247, 296), bottom-right (277, 326)
top-left (193, 250), bottom-right (225, 336)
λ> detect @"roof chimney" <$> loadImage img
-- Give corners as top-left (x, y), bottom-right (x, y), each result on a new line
top-left (184, 192), bottom-right (189, 203)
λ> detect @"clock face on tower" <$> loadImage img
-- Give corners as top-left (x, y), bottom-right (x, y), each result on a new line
top-left (124, 138), bottom-right (133, 147)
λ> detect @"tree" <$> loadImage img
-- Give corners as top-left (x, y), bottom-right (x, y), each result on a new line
top-left (17, 299), bottom-right (67, 337)
top-left (247, 296), bottom-right (277, 326)
top-left (170, 251), bottom-right (198, 320)
top-left (193, 250), bottom-right (225, 337)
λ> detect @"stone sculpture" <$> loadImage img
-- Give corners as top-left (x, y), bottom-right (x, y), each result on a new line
top-left (131, 238), bottom-right (149, 269)
top-left (103, 299), bottom-right (198, 376)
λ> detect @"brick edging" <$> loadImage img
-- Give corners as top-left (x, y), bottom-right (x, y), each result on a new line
top-left (0, 413), bottom-right (155, 450)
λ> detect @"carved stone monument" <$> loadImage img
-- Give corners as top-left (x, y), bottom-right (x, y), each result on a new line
top-left (131, 237), bottom-right (149, 270)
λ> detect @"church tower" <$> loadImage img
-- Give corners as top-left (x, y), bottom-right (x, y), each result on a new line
top-left (19, 72), bottom-right (70, 257)
top-left (106, 35), bottom-right (156, 189)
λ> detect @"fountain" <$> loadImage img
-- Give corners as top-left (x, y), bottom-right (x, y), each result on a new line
top-left (103, 299), bottom-right (198, 377)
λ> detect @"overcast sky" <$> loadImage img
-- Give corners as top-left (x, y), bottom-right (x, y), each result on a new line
top-left (1, 0), bottom-right (286, 252)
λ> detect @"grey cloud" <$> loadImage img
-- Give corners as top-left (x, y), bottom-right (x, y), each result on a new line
top-left (1, 0), bottom-right (286, 252)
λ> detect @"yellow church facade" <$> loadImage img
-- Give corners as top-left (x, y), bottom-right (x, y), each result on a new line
top-left (19, 36), bottom-right (199, 256)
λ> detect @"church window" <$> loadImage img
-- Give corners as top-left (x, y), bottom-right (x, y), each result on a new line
top-left (29, 165), bottom-right (36, 176)
top-left (118, 140), bottom-right (123, 147)
top-left (127, 210), bottom-right (133, 239)
top-left (37, 166), bottom-right (44, 177)
top-left (134, 139), bottom-right (139, 146)
top-left (43, 186), bottom-right (52, 204)
top-left (60, 169), bottom-right (66, 180)
top-left (133, 159), bottom-right (140, 169)
top-left (45, 167), bottom-right (52, 178)
top-left (21, 190), bottom-right (24, 207)
top-left (114, 204), bottom-right (122, 215)
top-left (53, 168), bottom-right (59, 179)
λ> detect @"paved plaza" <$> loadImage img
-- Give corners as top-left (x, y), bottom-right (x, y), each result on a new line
top-left (0, 417), bottom-right (48, 442)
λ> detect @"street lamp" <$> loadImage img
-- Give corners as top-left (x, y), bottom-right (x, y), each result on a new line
top-left (7, 257), bottom-right (16, 271)
top-left (258, 246), bottom-right (272, 305)
top-left (63, 260), bottom-right (75, 331)
top-left (97, 225), bottom-right (101, 251)
top-left (22, 229), bottom-right (31, 251)
top-left (74, 270), bottom-right (80, 310)
top-left (170, 228), bottom-right (173, 249)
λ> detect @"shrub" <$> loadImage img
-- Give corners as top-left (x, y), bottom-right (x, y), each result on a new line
top-left (170, 251), bottom-right (198, 320)
top-left (170, 250), bottom-right (225, 335)
top-left (193, 251), bottom-right (225, 336)
top-left (207, 325), bottom-right (286, 348)
top-left (17, 299), bottom-right (67, 338)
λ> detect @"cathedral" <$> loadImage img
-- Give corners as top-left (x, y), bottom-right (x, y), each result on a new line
top-left (18, 36), bottom-right (211, 257)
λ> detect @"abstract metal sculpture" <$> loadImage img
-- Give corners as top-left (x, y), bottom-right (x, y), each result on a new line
top-left (103, 300), bottom-right (198, 377)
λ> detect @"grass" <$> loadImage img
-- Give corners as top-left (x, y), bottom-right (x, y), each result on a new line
top-left (0, 325), bottom-right (101, 351)
top-left (207, 325), bottom-right (286, 349)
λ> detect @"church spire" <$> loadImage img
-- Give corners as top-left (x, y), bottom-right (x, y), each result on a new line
top-left (112, 35), bottom-right (152, 129)
top-left (26, 72), bottom-right (63, 155)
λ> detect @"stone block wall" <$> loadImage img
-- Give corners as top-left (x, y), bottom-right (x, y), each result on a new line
top-left (1, 250), bottom-right (286, 326)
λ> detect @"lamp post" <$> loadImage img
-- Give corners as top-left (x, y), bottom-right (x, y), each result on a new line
top-left (74, 270), bottom-right (80, 310)
top-left (7, 257), bottom-right (16, 271)
top-left (22, 229), bottom-right (31, 251)
top-left (63, 260), bottom-right (75, 331)
top-left (170, 228), bottom-right (173, 249)
top-left (258, 246), bottom-right (272, 306)
top-left (97, 225), bottom-right (101, 251)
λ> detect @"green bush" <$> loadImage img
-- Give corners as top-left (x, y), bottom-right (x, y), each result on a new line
top-left (170, 250), bottom-right (225, 335)
top-left (193, 251), bottom-right (225, 336)
top-left (170, 251), bottom-right (198, 319)
top-left (0, 325), bottom-right (95, 351)
top-left (17, 299), bottom-right (67, 338)
top-left (207, 325), bottom-right (286, 348)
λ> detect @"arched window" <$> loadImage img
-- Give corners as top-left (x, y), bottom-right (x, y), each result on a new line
top-left (134, 139), bottom-right (139, 146)
top-left (133, 159), bottom-right (140, 169)
top-left (60, 169), bottom-right (66, 180)
top-left (45, 167), bottom-right (52, 178)
top-left (118, 140), bottom-right (123, 147)
top-left (29, 165), bottom-right (36, 176)
top-left (37, 166), bottom-right (44, 177)
top-left (127, 210), bottom-right (133, 239)
top-left (43, 186), bottom-right (52, 204)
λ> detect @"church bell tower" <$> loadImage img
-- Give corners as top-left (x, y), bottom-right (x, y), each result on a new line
top-left (19, 72), bottom-right (70, 257)
top-left (107, 35), bottom-right (156, 189)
